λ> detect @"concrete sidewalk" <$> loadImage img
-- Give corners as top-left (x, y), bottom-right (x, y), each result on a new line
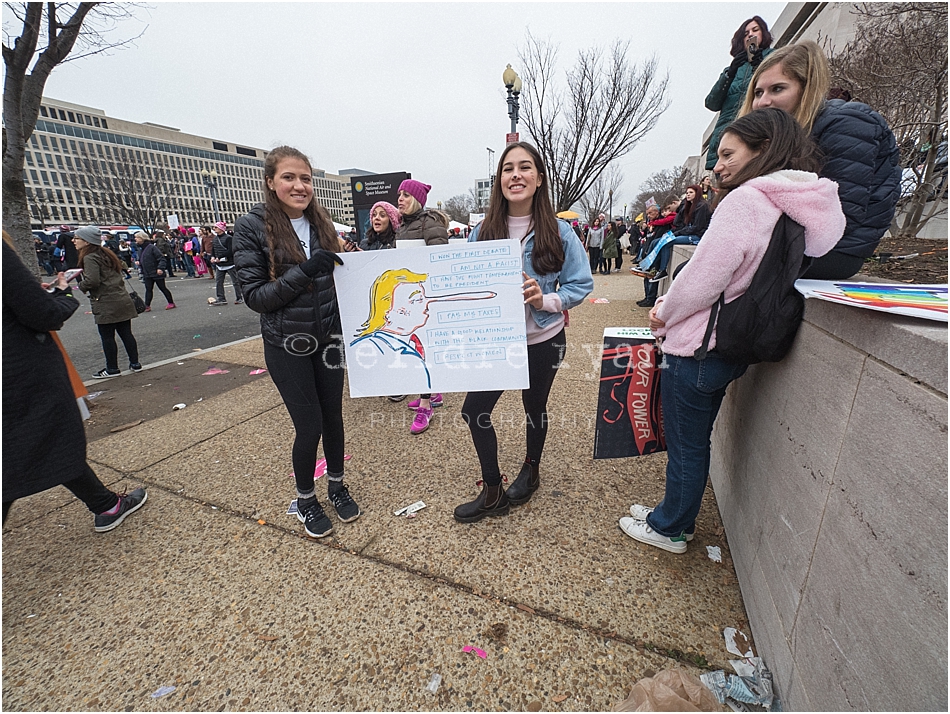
top-left (2, 275), bottom-right (748, 712)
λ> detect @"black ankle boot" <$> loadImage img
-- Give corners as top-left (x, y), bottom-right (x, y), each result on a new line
top-left (506, 461), bottom-right (540, 506)
top-left (453, 480), bottom-right (510, 523)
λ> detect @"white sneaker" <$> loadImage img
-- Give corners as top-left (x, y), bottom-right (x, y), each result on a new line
top-left (628, 504), bottom-right (694, 541)
top-left (618, 516), bottom-right (688, 554)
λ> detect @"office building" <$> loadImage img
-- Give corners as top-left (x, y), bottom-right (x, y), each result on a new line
top-left (23, 97), bottom-right (356, 229)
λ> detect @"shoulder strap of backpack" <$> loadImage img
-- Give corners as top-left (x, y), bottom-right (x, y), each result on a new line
top-left (694, 292), bottom-right (725, 360)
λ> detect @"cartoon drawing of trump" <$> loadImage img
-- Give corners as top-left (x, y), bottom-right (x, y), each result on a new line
top-left (349, 268), bottom-right (495, 390)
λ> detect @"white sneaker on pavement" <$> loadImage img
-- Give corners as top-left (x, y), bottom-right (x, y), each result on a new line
top-left (618, 516), bottom-right (688, 554)
top-left (627, 504), bottom-right (694, 540)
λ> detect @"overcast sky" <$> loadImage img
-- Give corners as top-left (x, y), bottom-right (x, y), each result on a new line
top-left (33, 1), bottom-right (785, 212)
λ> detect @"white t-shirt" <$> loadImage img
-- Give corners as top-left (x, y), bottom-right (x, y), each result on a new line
top-left (290, 216), bottom-right (311, 259)
top-left (508, 214), bottom-right (564, 345)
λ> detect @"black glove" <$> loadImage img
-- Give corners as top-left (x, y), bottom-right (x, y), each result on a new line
top-left (300, 250), bottom-right (344, 277)
top-left (749, 47), bottom-right (764, 68)
top-left (727, 52), bottom-right (746, 78)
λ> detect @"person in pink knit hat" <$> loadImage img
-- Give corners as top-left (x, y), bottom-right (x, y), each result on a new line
top-left (619, 108), bottom-right (845, 554)
top-left (359, 201), bottom-right (400, 251)
top-left (394, 178), bottom-right (449, 433)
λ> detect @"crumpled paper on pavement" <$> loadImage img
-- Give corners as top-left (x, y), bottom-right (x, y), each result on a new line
top-left (613, 669), bottom-right (723, 711)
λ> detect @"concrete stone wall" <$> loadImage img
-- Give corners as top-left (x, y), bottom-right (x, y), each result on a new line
top-left (663, 246), bottom-right (948, 710)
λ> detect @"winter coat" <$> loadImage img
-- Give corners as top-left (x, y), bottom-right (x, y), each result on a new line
top-left (587, 226), bottom-right (604, 248)
top-left (56, 232), bottom-right (80, 269)
top-left (396, 210), bottom-right (449, 245)
top-left (673, 199), bottom-right (712, 239)
top-left (201, 234), bottom-right (214, 256)
top-left (155, 234), bottom-right (174, 257)
top-left (211, 232), bottom-right (237, 268)
top-left (811, 99), bottom-right (901, 258)
top-left (654, 170), bottom-right (845, 357)
top-left (233, 204), bottom-right (342, 348)
top-left (602, 228), bottom-right (619, 259)
top-left (2, 241), bottom-right (87, 502)
top-left (137, 241), bottom-right (167, 278)
top-left (704, 48), bottom-right (774, 170)
top-left (359, 228), bottom-right (396, 251)
top-left (77, 251), bottom-right (138, 325)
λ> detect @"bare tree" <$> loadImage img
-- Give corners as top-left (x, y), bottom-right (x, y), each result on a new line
top-left (518, 31), bottom-right (670, 212)
top-left (3, 2), bottom-right (144, 271)
top-left (825, 2), bottom-right (948, 238)
top-left (442, 193), bottom-right (477, 223)
top-left (631, 165), bottom-right (696, 217)
top-left (578, 164), bottom-right (623, 224)
top-left (69, 145), bottom-right (177, 232)
top-left (468, 186), bottom-right (487, 213)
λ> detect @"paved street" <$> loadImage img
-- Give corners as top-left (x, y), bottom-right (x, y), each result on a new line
top-left (58, 272), bottom-right (262, 378)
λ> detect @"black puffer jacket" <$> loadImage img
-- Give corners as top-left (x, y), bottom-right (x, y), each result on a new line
top-left (233, 204), bottom-right (341, 348)
top-left (211, 231), bottom-right (236, 268)
top-left (137, 241), bottom-right (167, 278)
top-left (673, 199), bottom-right (712, 239)
top-left (811, 99), bottom-right (901, 258)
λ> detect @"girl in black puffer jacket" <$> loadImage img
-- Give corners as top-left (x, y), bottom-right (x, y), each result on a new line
top-left (233, 145), bottom-right (360, 539)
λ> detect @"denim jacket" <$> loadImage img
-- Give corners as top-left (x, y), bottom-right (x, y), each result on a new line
top-left (469, 218), bottom-right (593, 329)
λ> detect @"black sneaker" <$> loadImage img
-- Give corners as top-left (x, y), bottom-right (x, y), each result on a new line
top-left (129, 363), bottom-right (143, 372)
top-left (648, 270), bottom-right (669, 283)
top-left (234, 298), bottom-right (244, 304)
top-left (94, 488), bottom-right (147, 532)
top-left (297, 498), bottom-right (334, 538)
top-left (92, 368), bottom-right (121, 379)
top-left (328, 483), bottom-right (362, 523)
top-left (388, 395), bottom-right (407, 402)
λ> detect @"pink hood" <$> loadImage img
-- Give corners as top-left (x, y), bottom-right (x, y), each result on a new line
top-left (654, 170), bottom-right (845, 357)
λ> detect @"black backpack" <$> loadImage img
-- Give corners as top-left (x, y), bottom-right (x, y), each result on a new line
top-left (694, 214), bottom-right (812, 365)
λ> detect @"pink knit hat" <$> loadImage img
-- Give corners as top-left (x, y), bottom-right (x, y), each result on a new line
top-left (371, 201), bottom-right (401, 231)
top-left (214, 221), bottom-right (227, 232)
top-left (398, 179), bottom-right (431, 207)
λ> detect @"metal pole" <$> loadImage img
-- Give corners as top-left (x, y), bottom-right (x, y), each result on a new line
top-left (211, 185), bottom-right (221, 224)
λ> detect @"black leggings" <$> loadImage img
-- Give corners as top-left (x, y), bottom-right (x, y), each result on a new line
top-left (98, 320), bottom-right (139, 371)
top-left (461, 329), bottom-right (566, 485)
top-left (143, 277), bottom-right (174, 307)
top-left (264, 339), bottom-right (346, 494)
top-left (2, 463), bottom-right (117, 523)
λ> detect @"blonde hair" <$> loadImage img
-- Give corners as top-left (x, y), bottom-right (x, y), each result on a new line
top-left (738, 40), bottom-right (830, 133)
top-left (357, 268), bottom-right (428, 336)
top-left (399, 194), bottom-right (422, 216)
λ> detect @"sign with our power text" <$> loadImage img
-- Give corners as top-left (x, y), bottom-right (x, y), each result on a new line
top-left (350, 172), bottom-right (410, 244)
top-left (593, 327), bottom-right (665, 459)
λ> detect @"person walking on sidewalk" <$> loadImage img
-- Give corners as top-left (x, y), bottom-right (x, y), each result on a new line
top-left (72, 226), bottom-right (142, 378)
top-left (619, 108), bottom-right (844, 554)
top-left (200, 226), bottom-right (216, 280)
top-left (154, 230), bottom-right (176, 278)
top-left (586, 217), bottom-right (604, 274)
top-left (210, 221), bottom-right (243, 305)
top-left (134, 231), bottom-right (176, 311)
top-left (454, 142), bottom-right (593, 523)
top-left (233, 145), bottom-right (359, 539)
top-left (2, 232), bottom-right (148, 532)
top-left (395, 178), bottom-right (449, 434)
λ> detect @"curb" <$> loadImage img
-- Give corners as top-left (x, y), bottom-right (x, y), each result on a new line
top-left (81, 334), bottom-right (262, 388)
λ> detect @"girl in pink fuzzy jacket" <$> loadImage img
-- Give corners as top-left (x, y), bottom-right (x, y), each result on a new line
top-left (619, 108), bottom-right (846, 554)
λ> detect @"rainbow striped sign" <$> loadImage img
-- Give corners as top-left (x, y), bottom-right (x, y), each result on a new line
top-left (795, 280), bottom-right (948, 323)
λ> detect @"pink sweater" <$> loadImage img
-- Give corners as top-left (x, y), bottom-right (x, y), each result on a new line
top-left (654, 170), bottom-right (846, 357)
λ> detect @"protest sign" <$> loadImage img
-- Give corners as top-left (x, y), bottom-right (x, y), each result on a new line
top-left (795, 280), bottom-right (948, 322)
top-left (593, 327), bottom-right (665, 459)
top-left (334, 239), bottom-right (529, 397)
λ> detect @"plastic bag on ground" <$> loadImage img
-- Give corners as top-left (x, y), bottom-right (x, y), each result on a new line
top-left (613, 669), bottom-right (724, 712)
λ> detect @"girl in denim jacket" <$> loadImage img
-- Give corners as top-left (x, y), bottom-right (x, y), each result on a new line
top-left (454, 142), bottom-right (594, 523)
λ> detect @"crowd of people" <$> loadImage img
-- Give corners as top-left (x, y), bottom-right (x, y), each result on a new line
top-left (5, 17), bottom-right (903, 554)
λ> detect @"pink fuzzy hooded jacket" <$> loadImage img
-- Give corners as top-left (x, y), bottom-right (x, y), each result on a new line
top-left (654, 170), bottom-right (845, 357)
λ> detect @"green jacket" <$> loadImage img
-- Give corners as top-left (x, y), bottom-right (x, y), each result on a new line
top-left (78, 251), bottom-right (138, 325)
top-left (704, 48), bottom-right (773, 170)
top-left (601, 228), bottom-right (618, 260)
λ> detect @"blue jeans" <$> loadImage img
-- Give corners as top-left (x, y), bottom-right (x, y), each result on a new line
top-left (657, 235), bottom-right (700, 272)
top-left (647, 352), bottom-right (747, 537)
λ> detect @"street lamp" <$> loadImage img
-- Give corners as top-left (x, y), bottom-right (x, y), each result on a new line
top-left (609, 189), bottom-right (613, 223)
top-left (503, 64), bottom-right (522, 136)
top-left (200, 168), bottom-right (221, 223)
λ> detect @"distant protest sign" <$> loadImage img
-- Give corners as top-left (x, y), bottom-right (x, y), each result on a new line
top-left (334, 239), bottom-right (529, 398)
top-left (593, 328), bottom-right (665, 459)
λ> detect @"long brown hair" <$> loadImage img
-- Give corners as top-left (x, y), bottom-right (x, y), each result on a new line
top-left (478, 142), bottom-right (563, 274)
top-left (715, 107), bottom-right (821, 205)
top-left (730, 16), bottom-right (772, 58)
top-left (262, 146), bottom-right (340, 278)
top-left (78, 241), bottom-right (124, 274)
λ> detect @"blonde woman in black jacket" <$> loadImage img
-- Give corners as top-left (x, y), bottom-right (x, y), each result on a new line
top-left (233, 146), bottom-right (358, 539)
